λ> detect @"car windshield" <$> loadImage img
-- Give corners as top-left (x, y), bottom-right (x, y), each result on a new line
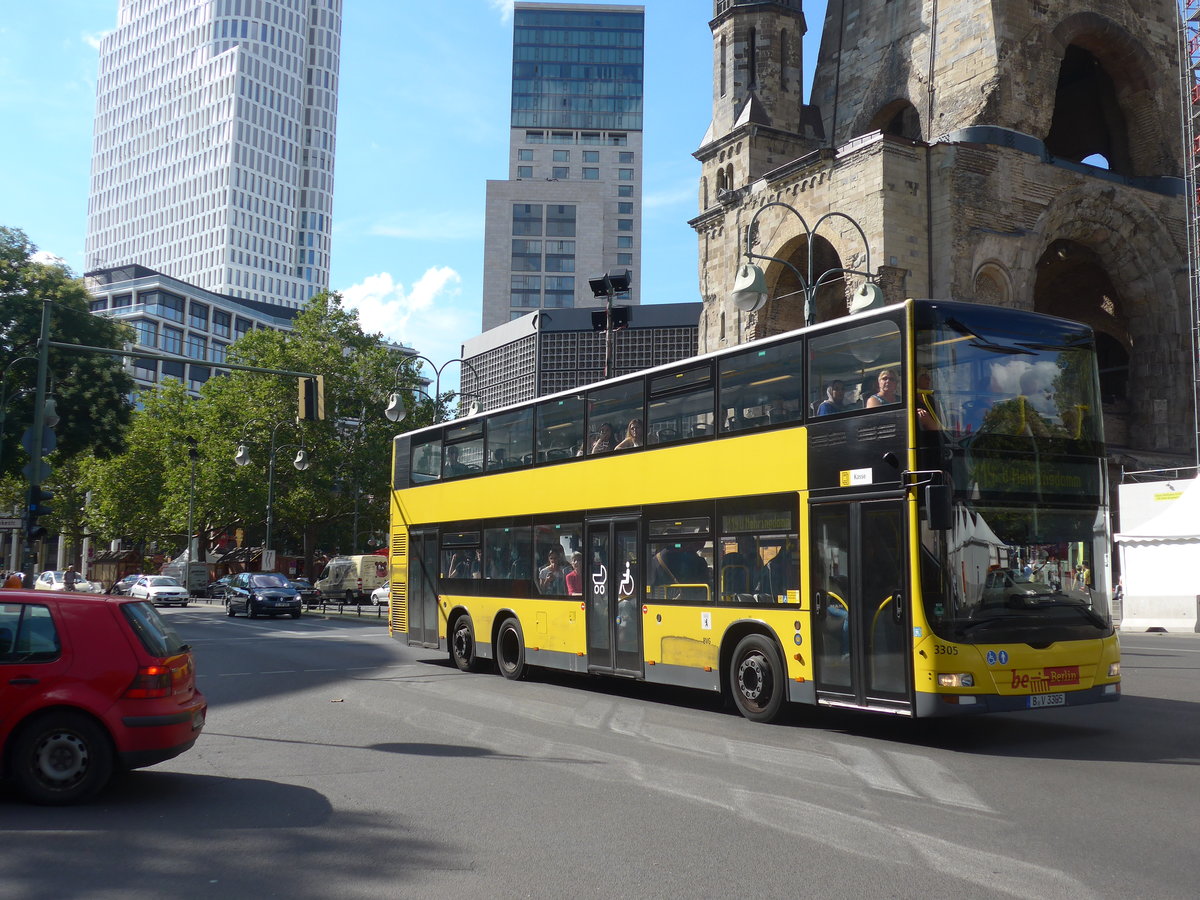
top-left (249, 574), bottom-right (289, 588)
top-left (148, 577), bottom-right (181, 586)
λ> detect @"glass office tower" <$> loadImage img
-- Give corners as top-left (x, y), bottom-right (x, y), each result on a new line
top-left (482, 3), bottom-right (645, 330)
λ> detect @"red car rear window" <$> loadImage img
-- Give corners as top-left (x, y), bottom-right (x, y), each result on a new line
top-left (120, 601), bottom-right (189, 658)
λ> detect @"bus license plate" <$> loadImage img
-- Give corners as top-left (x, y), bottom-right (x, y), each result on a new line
top-left (1029, 693), bottom-right (1065, 708)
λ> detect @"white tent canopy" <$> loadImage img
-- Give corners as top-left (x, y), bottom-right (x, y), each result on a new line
top-left (1116, 477), bottom-right (1200, 632)
top-left (1115, 478), bottom-right (1200, 543)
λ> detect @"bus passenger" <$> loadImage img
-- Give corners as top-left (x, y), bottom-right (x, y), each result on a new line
top-left (614, 418), bottom-right (643, 450)
top-left (817, 380), bottom-right (846, 415)
top-left (866, 369), bottom-right (900, 407)
top-left (588, 422), bottom-right (615, 455)
top-left (566, 552), bottom-right (584, 595)
top-left (537, 546), bottom-right (569, 595)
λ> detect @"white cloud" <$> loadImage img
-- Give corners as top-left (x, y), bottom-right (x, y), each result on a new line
top-left (30, 250), bottom-right (66, 267)
top-left (487, 0), bottom-right (514, 22)
top-left (364, 209), bottom-right (483, 242)
top-left (644, 183), bottom-right (696, 211)
top-left (83, 30), bottom-right (111, 50)
top-left (339, 267), bottom-right (475, 374)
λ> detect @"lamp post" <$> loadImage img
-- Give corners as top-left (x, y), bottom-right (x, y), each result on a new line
top-left (185, 436), bottom-right (198, 562)
top-left (730, 202), bottom-right (881, 325)
top-left (588, 269), bottom-right (632, 379)
top-left (384, 354), bottom-right (483, 424)
top-left (234, 419), bottom-right (312, 562)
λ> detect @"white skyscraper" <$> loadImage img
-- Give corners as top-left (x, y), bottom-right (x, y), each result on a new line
top-left (86, 0), bottom-right (341, 308)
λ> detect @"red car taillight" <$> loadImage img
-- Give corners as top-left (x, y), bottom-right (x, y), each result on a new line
top-left (124, 665), bottom-right (173, 699)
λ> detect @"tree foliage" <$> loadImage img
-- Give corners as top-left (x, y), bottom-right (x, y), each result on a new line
top-left (81, 291), bottom-right (433, 574)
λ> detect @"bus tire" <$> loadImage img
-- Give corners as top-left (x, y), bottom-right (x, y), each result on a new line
top-left (449, 614), bottom-right (483, 673)
top-left (496, 616), bottom-right (526, 681)
top-left (729, 634), bottom-right (786, 723)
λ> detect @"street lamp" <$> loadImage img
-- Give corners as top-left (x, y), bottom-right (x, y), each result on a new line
top-left (589, 268), bottom-right (632, 379)
top-left (384, 354), bottom-right (483, 424)
top-left (233, 419), bottom-right (312, 560)
top-left (731, 202), bottom-right (882, 325)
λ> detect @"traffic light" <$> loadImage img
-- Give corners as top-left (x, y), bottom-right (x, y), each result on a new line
top-left (26, 484), bottom-right (54, 542)
top-left (298, 375), bottom-right (325, 421)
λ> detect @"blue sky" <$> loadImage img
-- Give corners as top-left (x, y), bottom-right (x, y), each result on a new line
top-left (1, 0), bottom-right (827, 373)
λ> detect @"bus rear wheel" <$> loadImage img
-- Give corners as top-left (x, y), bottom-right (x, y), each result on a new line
top-left (729, 634), bottom-right (786, 723)
top-left (450, 614), bottom-right (483, 673)
top-left (495, 616), bottom-right (526, 681)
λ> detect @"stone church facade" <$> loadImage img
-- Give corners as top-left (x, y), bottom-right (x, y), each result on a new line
top-left (690, 0), bottom-right (1194, 465)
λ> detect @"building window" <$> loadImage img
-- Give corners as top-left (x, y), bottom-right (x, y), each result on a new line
top-left (145, 290), bottom-right (184, 322)
top-left (513, 204), bottom-right (543, 236)
top-left (618, 236), bottom-right (633, 248)
top-left (581, 132), bottom-right (601, 145)
top-left (89, 299), bottom-right (108, 313)
top-left (545, 276), bottom-right (575, 308)
top-left (110, 293), bottom-right (132, 309)
top-left (546, 205), bottom-right (576, 237)
top-left (618, 184), bottom-right (633, 197)
top-left (518, 149), bottom-right (533, 161)
top-left (133, 319), bottom-right (157, 348)
top-left (618, 219), bottom-right (633, 231)
top-left (583, 150), bottom-right (599, 163)
top-left (552, 166), bottom-right (569, 179)
top-left (618, 202), bottom-right (633, 214)
top-left (234, 317), bottom-right (253, 339)
top-left (583, 167), bottom-right (599, 180)
top-left (618, 152), bottom-right (634, 164)
top-left (517, 166), bottom-right (533, 178)
top-left (511, 239), bottom-right (542, 271)
top-left (161, 326), bottom-right (184, 355)
top-left (617, 253), bottom-right (632, 266)
top-left (618, 168), bottom-right (634, 180)
top-left (211, 342), bottom-right (227, 364)
top-left (609, 133), bottom-right (628, 146)
top-left (189, 302), bottom-right (209, 330)
top-left (212, 309), bottom-right (231, 338)
top-left (553, 150), bottom-right (570, 162)
top-left (525, 131), bottom-right (544, 143)
top-left (511, 274), bottom-right (541, 307)
top-left (186, 333), bottom-right (207, 360)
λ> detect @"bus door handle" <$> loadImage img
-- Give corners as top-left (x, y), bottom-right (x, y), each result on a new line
top-left (892, 591), bottom-right (904, 624)
top-left (814, 590), bottom-right (826, 619)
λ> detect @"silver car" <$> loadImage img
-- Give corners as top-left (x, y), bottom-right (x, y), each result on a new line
top-left (129, 575), bottom-right (190, 607)
top-left (33, 570), bottom-right (100, 593)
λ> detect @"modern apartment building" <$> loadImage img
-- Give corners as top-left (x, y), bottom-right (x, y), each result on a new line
top-left (85, 0), bottom-right (341, 309)
top-left (481, 2), bottom-right (645, 331)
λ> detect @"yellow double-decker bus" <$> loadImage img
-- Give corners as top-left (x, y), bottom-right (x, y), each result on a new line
top-left (386, 299), bottom-right (1120, 721)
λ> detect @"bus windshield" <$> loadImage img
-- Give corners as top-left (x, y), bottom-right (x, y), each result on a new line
top-left (914, 301), bottom-right (1103, 450)
top-left (915, 303), bottom-right (1112, 644)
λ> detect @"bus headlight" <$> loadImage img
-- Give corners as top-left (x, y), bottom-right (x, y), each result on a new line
top-left (937, 673), bottom-right (975, 688)
top-left (1108, 662), bottom-right (1121, 677)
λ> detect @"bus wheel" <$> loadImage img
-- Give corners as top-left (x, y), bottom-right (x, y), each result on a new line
top-left (730, 634), bottom-right (785, 723)
top-left (496, 616), bottom-right (526, 681)
top-left (450, 614), bottom-right (482, 673)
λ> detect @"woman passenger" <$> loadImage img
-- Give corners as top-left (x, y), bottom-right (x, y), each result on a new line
top-left (614, 418), bottom-right (643, 450)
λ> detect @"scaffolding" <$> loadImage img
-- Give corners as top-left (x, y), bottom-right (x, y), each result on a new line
top-left (1180, 0), bottom-right (1200, 465)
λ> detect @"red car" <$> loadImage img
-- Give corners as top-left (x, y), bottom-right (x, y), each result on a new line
top-left (0, 589), bottom-right (207, 804)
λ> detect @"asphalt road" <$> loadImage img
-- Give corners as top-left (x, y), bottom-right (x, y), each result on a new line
top-left (1, 607), bottom-right (1196, 900)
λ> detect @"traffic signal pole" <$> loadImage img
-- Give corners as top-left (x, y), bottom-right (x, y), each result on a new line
top-left (22, 298), bottom-right (52, 587)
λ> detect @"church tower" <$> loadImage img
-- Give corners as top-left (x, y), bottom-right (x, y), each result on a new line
top-left (691, 0), bottom-right (1193, 463)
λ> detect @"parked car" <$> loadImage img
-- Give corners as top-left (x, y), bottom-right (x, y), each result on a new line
top-left (129, 575), bottom-right (190, 607)
top-left (289, 578), bottom-right (322, 608)
top-left (0, 589), bottom-right (207, 804)
top-left (315, 554), bottom-right (388, 604)
top-left (205, 575), bottom-right (234, 600)
top-left (225, 572), bottom-right (302, 619)
top-left (370, 582), bottom-right (390, 606)
top-left (110, 574), bottom-right (141, 596)
top-left (32, 571), bottom-right (100, 594)
top-left (980, 568), bottom-right (1058, 609)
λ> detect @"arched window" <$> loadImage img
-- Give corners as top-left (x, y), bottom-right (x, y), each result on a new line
top-left (1045, 44), bottom-right (1132, 175)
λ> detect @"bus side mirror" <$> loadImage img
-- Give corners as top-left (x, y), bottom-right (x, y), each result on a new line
top-left (925, 483), bottom-right (953, 531)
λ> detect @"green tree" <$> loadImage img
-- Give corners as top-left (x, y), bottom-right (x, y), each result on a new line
top-left (1, 227), bottom-right (134, 485)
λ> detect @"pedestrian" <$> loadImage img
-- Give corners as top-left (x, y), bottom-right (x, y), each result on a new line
top-left (64, 565), bottom-right (79, 592)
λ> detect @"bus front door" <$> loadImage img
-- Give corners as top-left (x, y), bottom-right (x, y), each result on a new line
top-left (585, 519), bottom-right (641, 676)
top-left (810, 499), bottom-right (911, 712)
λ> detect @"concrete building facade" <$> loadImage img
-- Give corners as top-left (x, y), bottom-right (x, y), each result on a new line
top-left (86, 0), bottom-right (341, 309)
top-left (481, 3), bottom-right (645, 331)
top-left (690, 0), bottom-right (1193, 466)
top-left (461, 303), bottom-right (700, 413)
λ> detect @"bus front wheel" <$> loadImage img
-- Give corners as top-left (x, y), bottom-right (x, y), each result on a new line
top-left (496, 616), bottom-right (526, 681)
top-left (729, 634), bottom-right (786, 723)
top-left (450, 614), bottom-right (483, 673)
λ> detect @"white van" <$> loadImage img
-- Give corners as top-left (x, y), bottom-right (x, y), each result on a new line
top-left (315, 554), bottom-right (389, 604)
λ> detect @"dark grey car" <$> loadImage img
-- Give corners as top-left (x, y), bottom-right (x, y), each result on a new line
top-left (225, 572), bottom-right (302, 619)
